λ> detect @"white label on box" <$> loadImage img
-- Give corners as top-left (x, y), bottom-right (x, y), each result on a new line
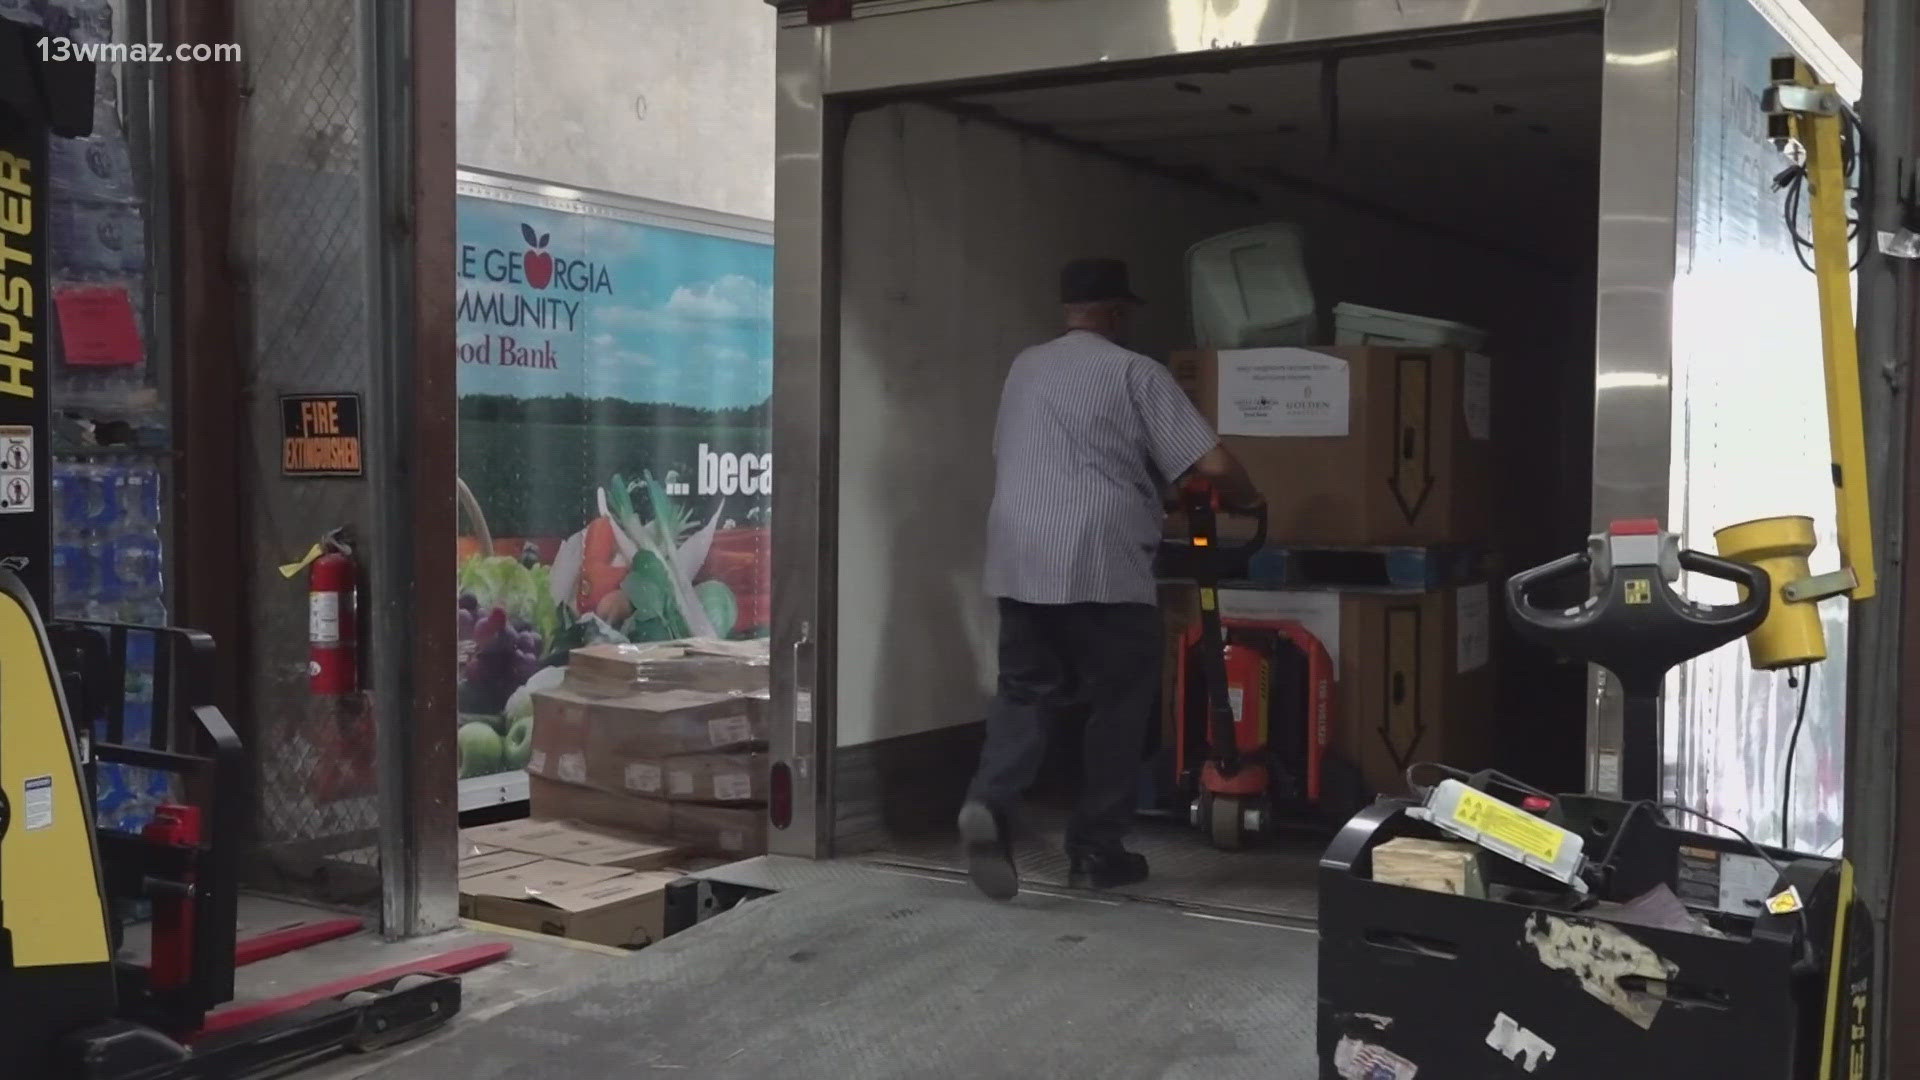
top-left (1219, 589), bottom-right (1343, 667)
top-left (714, 772), bottom-right (754, 802)
top-left (558, 752), bottom-right (587, 784)
top-left (709, 716), bottom-right (754, 747)
top-left (625, 762), bottom-right (663, 793)
top-left (795, 690), bottom-right (812, 727)
top-left (1216, 348), bottom-right (1350, 438)
top-left (1456, 583), bottom-right (1491, 673)
top-left (669, 770), bottom-right (696, 797)
top-left (1464, 353), bottom-right (1493, 441)
top-left (0, 426), bottom-right (33, 514)
top-left (23, 775), bottom-right (53, 830)
top-left (529, 750), bottom-right (548, 774)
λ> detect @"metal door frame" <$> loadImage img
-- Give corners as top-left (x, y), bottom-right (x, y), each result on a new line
top-left (1586, 0), bottom-right (1860, 798)
top-left (767, 0), bottom-right (1613, 859)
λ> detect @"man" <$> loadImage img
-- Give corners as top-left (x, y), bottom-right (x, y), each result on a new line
top-left (959, 256), bottom-right (1264, 901)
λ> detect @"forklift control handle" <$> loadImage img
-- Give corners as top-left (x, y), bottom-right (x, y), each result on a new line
top-left (1504, 545), bottom-right (1770, 697)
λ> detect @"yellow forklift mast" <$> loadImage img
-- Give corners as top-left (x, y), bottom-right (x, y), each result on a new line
top-left (0, 572), bottom-right (119, 1077)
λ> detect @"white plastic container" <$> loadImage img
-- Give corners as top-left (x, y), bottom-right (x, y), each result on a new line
top-left (1333, 302), bottom-right (1489, 352)
top-left (1187, 223), bottom-right (1316, 349)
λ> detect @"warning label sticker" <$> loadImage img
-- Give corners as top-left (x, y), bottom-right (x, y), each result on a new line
top-left (0, 425), bottom-right (32, 514)
top-left (24, 775), bottom-right (53, 830)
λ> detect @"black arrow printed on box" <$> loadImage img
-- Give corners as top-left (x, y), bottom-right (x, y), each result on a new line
top-left (1389, 354), bottom-right (1434, 524)
top-left (1379, 605), bottom-right (1424, 771)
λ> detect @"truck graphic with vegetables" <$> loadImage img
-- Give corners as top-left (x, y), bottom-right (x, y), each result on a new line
top-left (453, 187), bottom-right (774, 784)
top-left (455, 469), bottom-right (768, 779)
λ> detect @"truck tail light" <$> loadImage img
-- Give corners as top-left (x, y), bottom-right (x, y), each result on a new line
top-left (770, 762), bottom-right (794, 829)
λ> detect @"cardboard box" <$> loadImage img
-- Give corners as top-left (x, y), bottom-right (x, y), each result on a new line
top-left (457, 857), bottom-right (631, 917)
top-left (473, 819), bottom-right (682, 871)
top-left (671, 801), bottom-right (769, 857)
top-left (530, 776), bottom-right (673, 836)
top-left (463, 860), bottom-right (681, 949)
top-left (1170, 346), bottom-right (1494, 546)
top-left (460, 818), bottom-right (552, 850)
top-left (529, 777), bottom-right (768, 858)
top-left (600, 751), bottom-right (769, 804)
top-left (1162, 582), bottom-right (1495, 796)
top-left (567, 644), bottom-right (770, 696)
top-left (458, 846), bottom-right (542, 881)
top-left (529, 687), bottom-right (766, 787)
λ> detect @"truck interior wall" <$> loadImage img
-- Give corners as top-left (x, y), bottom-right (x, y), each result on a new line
top-left (834, 60), bottom-right (1599, 847)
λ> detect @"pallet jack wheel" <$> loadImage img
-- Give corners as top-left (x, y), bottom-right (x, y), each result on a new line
top-left (1209, 796), bottom-right (1245, 850)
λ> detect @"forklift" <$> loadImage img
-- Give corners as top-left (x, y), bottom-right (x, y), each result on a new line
top-left (2, 17), bottom-right (498, 1077)
top-left (1315, 58), bottom-right (1880, 1079)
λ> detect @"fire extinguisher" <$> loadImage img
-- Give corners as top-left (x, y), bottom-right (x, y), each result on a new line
top-left (309, 531), bottom-right (357, 695)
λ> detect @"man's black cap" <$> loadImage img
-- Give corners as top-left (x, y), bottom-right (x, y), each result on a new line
top-left (1060, 257), bottom-right (1144, 305)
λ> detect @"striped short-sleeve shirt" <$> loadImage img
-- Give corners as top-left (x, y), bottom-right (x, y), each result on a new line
top-left (984, 330), bottom-right (1221, 606)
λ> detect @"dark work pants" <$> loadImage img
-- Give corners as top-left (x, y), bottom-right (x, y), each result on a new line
top-left (965, 599), bottom-right (1162, 851)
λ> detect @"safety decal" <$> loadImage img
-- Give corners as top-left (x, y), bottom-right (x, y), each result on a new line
top-left (1333, 1035), bottom-right (1418, 1079)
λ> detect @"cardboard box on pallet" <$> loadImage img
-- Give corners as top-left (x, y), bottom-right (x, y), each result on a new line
top-left (1170, 346), bottom-right (1495, 546)
top-left (671, 801), bottom-right (769, 858)
top-left (1160, 582), bottom-right (1495, 798)
top-left (529, 775), bottom-right (673, 835)
top-left (529, 687), bottom-right (767, 785)
top-left (566, 642), bottom-right (770, 697)
top-left (460, 857), bottom-right (681, 948)
top-left (529, 776), bottom-right (770, 858)
top-left (612, 751), bottom-right (770, 805)
top-left (459, 818), bottom-right (684, 871)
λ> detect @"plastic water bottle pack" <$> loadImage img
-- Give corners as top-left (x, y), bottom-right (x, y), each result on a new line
top-left (51, 457), bottom-right (173, 832)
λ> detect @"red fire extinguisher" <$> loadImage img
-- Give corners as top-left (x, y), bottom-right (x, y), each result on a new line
top-left (309, 532), bottom-right (357, 695)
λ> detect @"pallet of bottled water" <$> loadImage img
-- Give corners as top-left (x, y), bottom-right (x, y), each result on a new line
top-left (52, 456), bottom-right (172, 833)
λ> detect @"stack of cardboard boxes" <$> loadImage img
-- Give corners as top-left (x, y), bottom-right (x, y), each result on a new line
top-left (1167, 345), bottom-right (1498, 796)
top-left (456, 818), bottom-right (690, 949)
top-left (526, 638), bottom-right (772, 858)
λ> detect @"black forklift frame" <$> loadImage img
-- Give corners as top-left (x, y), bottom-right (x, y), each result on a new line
top-left (49, 619), bottom-right (244, 1035)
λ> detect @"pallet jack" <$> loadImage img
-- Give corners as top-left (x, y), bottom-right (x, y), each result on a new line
top-left (1163, 482), bottom-right (1354, 849)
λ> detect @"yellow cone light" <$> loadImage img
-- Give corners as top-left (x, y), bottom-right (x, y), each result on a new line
top-left (1713, 515), bottom-right (1827, 670)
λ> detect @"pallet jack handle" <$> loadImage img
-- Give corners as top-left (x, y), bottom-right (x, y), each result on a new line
top-left (1179, 480), bottom-right (1268, 776)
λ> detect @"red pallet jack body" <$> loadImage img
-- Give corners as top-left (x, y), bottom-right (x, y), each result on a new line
top-left (1165, 482), bottom-right (1353, 847)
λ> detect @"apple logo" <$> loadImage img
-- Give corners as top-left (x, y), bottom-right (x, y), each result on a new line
top-left (521, 223), bottom-right (553, 290)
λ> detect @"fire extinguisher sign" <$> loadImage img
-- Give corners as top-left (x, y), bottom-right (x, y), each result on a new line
top-left (280, 393), bottom-right (364, 477)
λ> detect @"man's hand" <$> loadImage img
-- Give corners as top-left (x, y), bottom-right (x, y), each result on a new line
top-left (1188, 445), bottom-right (1265, 517)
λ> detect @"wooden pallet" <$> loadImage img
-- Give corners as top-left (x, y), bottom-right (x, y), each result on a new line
top-left (1238, 542), bottom-right (1489, 592)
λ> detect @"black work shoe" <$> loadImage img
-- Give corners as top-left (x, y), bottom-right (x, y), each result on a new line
top-left (958, 801), bottom-right (1018, 901)
top-left (1067, 847), bottom-right (1149, 890)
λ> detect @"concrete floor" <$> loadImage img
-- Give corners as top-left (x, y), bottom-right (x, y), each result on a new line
top-left (132, 894), bottom-right (629, 1079)
top-left (352, 870), bottom-right (1321, 1080)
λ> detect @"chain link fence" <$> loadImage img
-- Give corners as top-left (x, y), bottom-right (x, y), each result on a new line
top-left (232, 0), bottom-right (383, 906)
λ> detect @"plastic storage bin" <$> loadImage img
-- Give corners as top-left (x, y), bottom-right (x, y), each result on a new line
top-left (1187, 223), bottom-right (1315, 349)
top-left (1333, 302), bottom-right (1489, 352)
